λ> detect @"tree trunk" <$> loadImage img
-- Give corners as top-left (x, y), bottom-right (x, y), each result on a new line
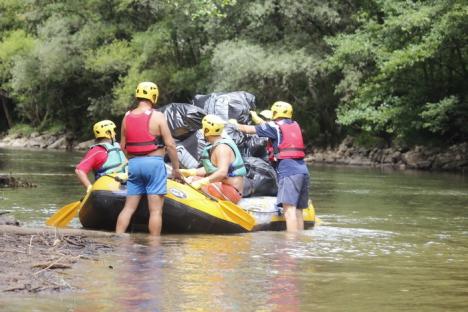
top-left (0, 90), bottom-right (13, 128)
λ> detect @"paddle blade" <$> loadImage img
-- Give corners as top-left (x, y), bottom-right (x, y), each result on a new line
top-left (46, 201), bottom-right (80, 227)
top-left (219, 200), bottom-right (255, 231)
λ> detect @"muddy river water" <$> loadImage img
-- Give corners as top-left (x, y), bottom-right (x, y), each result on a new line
top-left (0, 148), bottom-right (467, 311)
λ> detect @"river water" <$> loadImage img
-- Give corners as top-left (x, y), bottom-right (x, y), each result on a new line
top-left (0, 148), bottom-right (467, 311)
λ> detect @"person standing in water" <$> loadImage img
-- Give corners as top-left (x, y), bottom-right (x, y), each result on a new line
top-left (231, 101), bottom-right (309, 232)
top-left (116, 82), bottom-right (181, 235)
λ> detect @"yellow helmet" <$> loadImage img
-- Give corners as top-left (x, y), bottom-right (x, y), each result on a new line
top-left (271, 101), bottom-right (293, 119)
top-left (135, 81), bottom-right (159, 104)
top-left (259, 109), bottom-right (273, 120)
top-left (93, 120), bottom-right (116, 139)
top-left (202, 114), bottom-right (225, 137)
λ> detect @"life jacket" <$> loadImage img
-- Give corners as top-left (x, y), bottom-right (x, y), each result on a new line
top-left (201, 137), bottom-right (247, 177)
top-left (92, 142), bottom-right (127, 179)
top-left (124, 109), bottom-right (164, 155)
top-left (266, 140), bottom-right (276, 166)
top-left (274, 119), bottom-right (305, 159)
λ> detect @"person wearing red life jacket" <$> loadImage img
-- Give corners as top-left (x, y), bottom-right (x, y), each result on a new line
top-left (230, 101), bottom-right (309, 232)
top-left (75, 120), bottom-right (127, 192)
top-left (116, 81), bottom-right (182, 236)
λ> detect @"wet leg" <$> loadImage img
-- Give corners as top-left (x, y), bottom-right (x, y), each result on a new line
top-left (116, 195), bottom-right (142, 233)
top-left (283, 204), bottom-right (298, 232)
top-left (147, 195), bottom-right (164, 235)
top-left (296, 209), bottom-right (304, 231)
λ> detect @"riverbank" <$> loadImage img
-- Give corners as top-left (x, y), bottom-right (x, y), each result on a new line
top-left (1, 132), bottom-right (467, 172)
top-left (306, 136), bottom-right (468, 172)
top-left (0, 131), bottom-right (93, 151)
top-left (0, 218), bottom-right (118, 294)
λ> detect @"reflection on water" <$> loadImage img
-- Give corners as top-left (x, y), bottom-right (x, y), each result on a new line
top-left (1, 149), bottom-right (468, 311)
top-left (72, 233), bottom-right (312, 311)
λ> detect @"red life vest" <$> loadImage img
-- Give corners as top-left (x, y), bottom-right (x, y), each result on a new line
top-left (266, 140), bottom-right (276, 165)
top-left (275, 120), bottom-right (305, 159)
top-left (124, 110), bottom-right (162, 155)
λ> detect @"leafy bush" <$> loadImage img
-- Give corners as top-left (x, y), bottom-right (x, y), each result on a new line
top-left (8, 124), bottom-right (34, 137)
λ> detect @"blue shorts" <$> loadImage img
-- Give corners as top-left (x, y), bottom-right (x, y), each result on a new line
top-left (127, 156), bottom-right (167, 195)
top-left (277, 174), bottom-right (310, 209)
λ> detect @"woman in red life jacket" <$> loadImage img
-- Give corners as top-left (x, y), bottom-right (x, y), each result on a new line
top-left (115, 82), bottom-right (182, 236)
top-left (231, 101), bottom-right (310, 232)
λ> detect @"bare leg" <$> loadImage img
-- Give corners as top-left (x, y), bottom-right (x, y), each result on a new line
top-left (116, 195), bottom-right (142, 233)
top-left (296, 209), bottom-right (304, 231)
top-left (147, 194), bottom-right (165, 235)
top-left (283, 204), bottom-right (298, 232)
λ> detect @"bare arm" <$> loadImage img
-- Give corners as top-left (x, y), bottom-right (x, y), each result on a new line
top-left (195, 167), bottom-right (207, 176)
top-left (75, 168), bottom-right (92, 190)
top-left (237, 124), bottom-right (257, 134)
top-left (154, 112), bottom-right (181, 179)
top-left (120, 115), bottom-right (127, 155)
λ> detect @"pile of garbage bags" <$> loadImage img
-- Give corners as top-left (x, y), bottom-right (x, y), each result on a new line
top-left (161, 91), bottom-right (277, 197)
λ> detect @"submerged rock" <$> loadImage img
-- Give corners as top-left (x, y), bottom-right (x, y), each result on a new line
top-left (0, 175), bottom-right (36, 188)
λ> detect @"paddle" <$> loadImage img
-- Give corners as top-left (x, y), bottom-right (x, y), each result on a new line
top-left (46, 189), bottom-right (92, 227)
top-left (46, 161), bottom-right (128, 228)
top-left (181, 176), bottom-right (255, 231)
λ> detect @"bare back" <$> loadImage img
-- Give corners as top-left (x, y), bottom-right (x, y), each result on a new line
top-left (122, 103), bottom-right (171, 157)
top-left (211, 143), bottom-right (244, 193)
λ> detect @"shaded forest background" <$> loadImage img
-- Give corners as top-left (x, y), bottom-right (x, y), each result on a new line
top-left (0, 0), bottom-right (466, 147)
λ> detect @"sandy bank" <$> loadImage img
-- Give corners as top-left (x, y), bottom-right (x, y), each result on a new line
top-left (0, 221), bottom-right (119, 294)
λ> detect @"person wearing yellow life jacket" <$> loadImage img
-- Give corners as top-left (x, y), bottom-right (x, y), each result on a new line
top-left (75, 120), bottom-right (127, 192)
top-left (180, 114), bottom-right (246, 204)
top-left (116, 81), bottom-right (182, 236)
top-left (230, 101), bottom-right (309, 232)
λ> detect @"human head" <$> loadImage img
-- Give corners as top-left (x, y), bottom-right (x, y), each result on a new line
top-left (135, 81), bottom-right (159, 104)
top-left (93, 120), bottom-right (116, 140)
top-left (202, 114), bottom-right (225, 140)
top-left (259, 109), bottom-right (273, 121)
top-left (271, 101), bottom-right (293, 119)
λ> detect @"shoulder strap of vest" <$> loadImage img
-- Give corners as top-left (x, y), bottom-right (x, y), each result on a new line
top-left (212, 138), bottom-right (244, 171)
top-left (92, 142), bottom-right (121, 153)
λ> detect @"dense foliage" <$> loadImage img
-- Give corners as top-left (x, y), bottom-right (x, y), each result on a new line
top-left (0, 0), bottom-right (466, 146)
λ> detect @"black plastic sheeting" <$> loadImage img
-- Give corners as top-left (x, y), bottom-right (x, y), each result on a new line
top-left (223, 124), bottom-right (268, 158)
top-left (192, 91), bottom-right (256, 124)
top-left (175, 130), bottom-right (207, 169)
top-left (164, 94), bottom-right (276, 197)
top-left (240, 136), bottom-right (268, 158)
top-left (242, 157), bottom-right (278, 197)
top-left (158, 103), bottom-right (206, 140)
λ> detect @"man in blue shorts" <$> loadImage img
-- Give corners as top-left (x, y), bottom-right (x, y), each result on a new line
top-left (231, 101), bottom-right (309, 232)
top-left (116, 81), bottom-right (182, 235)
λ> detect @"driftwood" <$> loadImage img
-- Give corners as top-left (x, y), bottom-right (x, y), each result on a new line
top-left (0, 225), bottom-right (118, 294)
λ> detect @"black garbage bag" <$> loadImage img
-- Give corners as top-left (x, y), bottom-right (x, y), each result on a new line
top-left (158, 103), bottom-right (206, 140)
top-left (242, 157), bottom-right (278, 197)
top-left (176, 130), bottom-right (208, 168)
top-left (192, 91), bottom-right (256, 124)
top-left (192, 94), bottom-right (211, 109)
top-left (243, 136), bottom-right (268, 158)
top-left (176, 145), bottom-right (199, 169)
top-left (222, 124), bottom-right (247, 147)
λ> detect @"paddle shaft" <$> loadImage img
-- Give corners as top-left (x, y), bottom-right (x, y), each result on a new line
top-left (181, 176), bottom-right (254, 230)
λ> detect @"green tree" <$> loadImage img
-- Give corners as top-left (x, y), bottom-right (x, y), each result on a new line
top-left (326, 0), bottom-right (468, 145)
